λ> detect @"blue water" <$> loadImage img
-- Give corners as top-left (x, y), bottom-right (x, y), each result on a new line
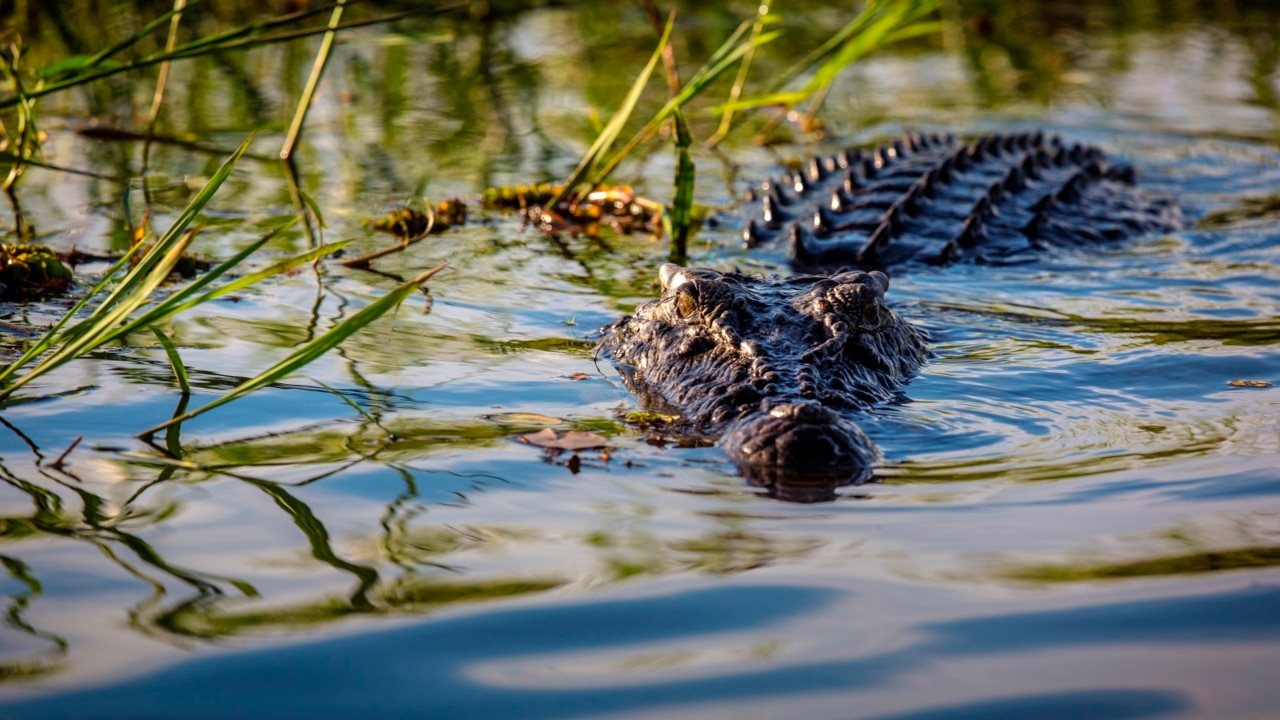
top-left (1, 4), bottom-right (1279, 718)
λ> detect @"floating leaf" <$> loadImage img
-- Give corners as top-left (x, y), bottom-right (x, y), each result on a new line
top-left (1228, 380), bottom-right (1272, 388)
top-left (519, 428), bottom-right (609, 451)
top-left (487, 412), bottom-right (563, 426)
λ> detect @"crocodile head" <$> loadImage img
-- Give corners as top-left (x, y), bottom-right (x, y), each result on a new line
top-left (599, 263), bottom-right (927, 501)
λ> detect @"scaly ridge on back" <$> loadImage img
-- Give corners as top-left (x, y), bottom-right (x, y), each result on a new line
top-left (742, 131), bottom-right (1182, 272)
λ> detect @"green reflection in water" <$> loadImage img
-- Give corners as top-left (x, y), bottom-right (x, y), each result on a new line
top-left (167, 413), bottom-right (624, 469)
top-left (587, 502), bottom-right (825, 580)
top-left (884, 410), bottom-right (1264, 485)
top-left (0, 555), bottom-right (67, 682)
top-left (1009, 546), bottom-right (1280, 582)
top-left (1199, 194), bottom-right (1280, 229)
top-left (1, 0), bottom-right (1278, 699)
top-left (154, 577), bottom-right (566, 640)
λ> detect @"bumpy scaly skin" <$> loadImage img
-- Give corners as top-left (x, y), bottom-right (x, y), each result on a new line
top-left (743, 131), bottom-right (1182, 271)
top-left (600, 264), bottom-right (927, 500)
top-left (601, 133), bottom-right (1181, 500)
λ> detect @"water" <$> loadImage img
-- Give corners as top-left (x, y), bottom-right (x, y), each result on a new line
top-left (1, 2), bottom-right (1279, 717)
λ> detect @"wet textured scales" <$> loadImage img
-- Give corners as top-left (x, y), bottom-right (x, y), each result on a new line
top-left (600, 132), bottom-right (1186, 494)
top-left (742, 131), bottom-right (1183, 271)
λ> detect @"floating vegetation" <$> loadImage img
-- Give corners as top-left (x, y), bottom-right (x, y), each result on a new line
top-left (0, 243), bottom-right (72, 301)
top-left (481, 182), bottom-right (664, 236)
top-left (369, 199), bottom-right (467, 239)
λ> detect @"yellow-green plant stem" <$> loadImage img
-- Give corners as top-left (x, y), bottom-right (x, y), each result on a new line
top-left (142, 0), bottom-right (188, 172)
top-left (280, 0), bottom-right (345, 160)
top-left (707, 0), bottom-right (772, 148)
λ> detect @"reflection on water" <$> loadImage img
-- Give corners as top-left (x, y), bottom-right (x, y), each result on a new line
top-left (1, 0), bottom-right (1280, 717)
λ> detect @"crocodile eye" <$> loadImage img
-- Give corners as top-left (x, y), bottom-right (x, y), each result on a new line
top-left (675, 287), bottom-right (698, 319)
top-left (861, 302), bottom-right (881, 325)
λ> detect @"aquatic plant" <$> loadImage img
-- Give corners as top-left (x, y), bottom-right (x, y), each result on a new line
top-left (0, 244), bottom-right (72, 301)
top-left (544, 0), bottom-right (941, 253)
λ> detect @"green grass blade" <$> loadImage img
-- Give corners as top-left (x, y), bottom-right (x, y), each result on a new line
top-left (314, 379), bottom-right (377, 424)
top-left (0, 244), bottom-right (145, 386)
top-left (709, 91), bottom-right (809, 114)
top-left (280, 0), bottom-right (346, 160)
top-left (299, 189), bottom-right (328, 229)
top-left (90, 136), bottom-right (254, 322)
top-left (107, 221), bottom-right (349, 340)
top-left (724, 0), bottom-right (938, 119)
top-left (771, 0), bottom-right (891, 92)
top-left (0, 137), bottom-right (251, 402)
top-left (1, 4), bottom-right (461, 110)
top-left (150, 326), bottom-right (190, 395)
top-left (803, 0), bottom-right (937, 93)
top-left (588, 27), bottom-right (779, 187)
top-left (0, 151), bottom-right (125, 182)
top-left (882, 20), bottom-right (946, 44)
top-left (137, 264), bottom-right (448, 437)
top-left (710, 1), bottom-right (774, 146)
top-left (547, 14), bottom-right (674, 208)
top-left (668, 108), bottom-right (695, 263)
top-left (81, 0), bottom-right (203, 69)
top-left (1, 234), bottom-right (194, 400)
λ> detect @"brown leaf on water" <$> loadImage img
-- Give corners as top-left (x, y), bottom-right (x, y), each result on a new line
top-left (568, 372), bottom-right (590, 380)
top-left (1228, 380), bottom-right (1272, 388)
top-left (519, 428), bottom-right (609, 450)
top-left (487, 412), bottom-right (563, 426)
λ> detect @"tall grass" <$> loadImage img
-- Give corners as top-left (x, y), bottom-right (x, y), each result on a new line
top-left (548, 0), bottom-right (940, 255)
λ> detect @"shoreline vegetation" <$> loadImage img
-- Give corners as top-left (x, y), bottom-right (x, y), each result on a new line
top-left (0, 0), bottom-right (939, 440)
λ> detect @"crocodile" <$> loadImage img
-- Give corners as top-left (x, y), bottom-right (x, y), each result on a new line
top-left (598, 131), bottom-right (1182, 501)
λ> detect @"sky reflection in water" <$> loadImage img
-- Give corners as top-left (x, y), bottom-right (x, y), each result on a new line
top-left (1, 1), bottom-right (1279, 717)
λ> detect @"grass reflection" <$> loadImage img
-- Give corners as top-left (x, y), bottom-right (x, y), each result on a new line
top-left (1009, 546), bottom-right (1280, 582)
top-left (152, 577), bottom-right (565, 640)
top-left (0, 554), bottom-right (66, 682)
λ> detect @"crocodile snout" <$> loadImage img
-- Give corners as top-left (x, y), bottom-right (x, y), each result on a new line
top-left (719, 401), bottom-right (879, 501)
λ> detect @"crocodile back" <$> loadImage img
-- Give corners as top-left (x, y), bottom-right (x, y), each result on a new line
top-left (742, 132), bottom-right (1182, 272)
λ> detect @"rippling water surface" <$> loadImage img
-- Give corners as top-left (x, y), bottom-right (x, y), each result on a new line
top-left (1, 2), bottom-right (1278, 718)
